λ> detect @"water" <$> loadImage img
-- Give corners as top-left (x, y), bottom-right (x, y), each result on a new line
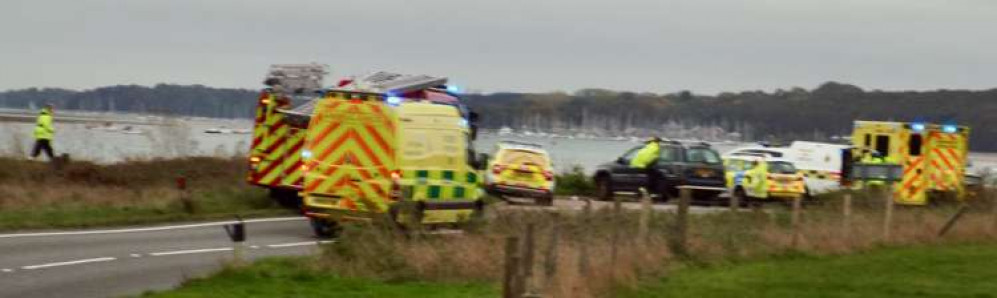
top-left (1, 112), bottom-right (995, 175)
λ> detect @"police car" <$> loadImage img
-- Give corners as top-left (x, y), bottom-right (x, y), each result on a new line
top-left (484, 141), bottom-right (556, 206)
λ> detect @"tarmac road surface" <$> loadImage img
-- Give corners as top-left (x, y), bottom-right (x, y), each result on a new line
top-left (0, 198), bottom-right (724, 298)
top-left (0, 217), bottom-right (323, 298)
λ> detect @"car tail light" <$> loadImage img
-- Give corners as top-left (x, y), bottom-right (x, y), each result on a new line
top-left (543, 171), bottom-right (554, 181)
top-left (492, 164), bottom-right (506, 174)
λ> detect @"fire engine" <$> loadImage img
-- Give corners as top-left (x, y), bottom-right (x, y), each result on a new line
top-left (247, 64), bottom-right (327, 207)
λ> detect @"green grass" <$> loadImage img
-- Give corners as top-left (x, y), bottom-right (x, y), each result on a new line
top-left (621, 243), bottom-right (997, 298)
top-left (0, 157), bottom-right (295, 231)
top-left (141, 258), bottom-right (498, 298)
top-left (0, 186), bottom-right (294, 231)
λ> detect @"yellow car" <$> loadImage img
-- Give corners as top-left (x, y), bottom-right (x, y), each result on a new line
top-left (485, 141), bottom-right (556, 206)
top-left (724, 154), bottom-right (806, 203)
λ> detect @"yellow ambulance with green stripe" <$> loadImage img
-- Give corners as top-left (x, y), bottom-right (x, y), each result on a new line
top-left (299, 72), bottom-right (487, 237)
top-left (851, 121), bottom-right (970, 205)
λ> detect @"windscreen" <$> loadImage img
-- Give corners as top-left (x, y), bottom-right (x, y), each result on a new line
top-left (768, 161), bottom-right (798, 174)
top-left (499, 149), bottom-right (550, 168)
top-left (686, 148), bottom-right (722, 165)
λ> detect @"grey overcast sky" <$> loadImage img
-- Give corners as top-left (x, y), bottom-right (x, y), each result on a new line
top-left (3, 0), bottom-right (996, 94)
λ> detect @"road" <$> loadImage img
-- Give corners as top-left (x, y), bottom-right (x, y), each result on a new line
top-left (0, 199), bottom-right (722, 298)
top-left (0, 217), bottom-right (322, 298)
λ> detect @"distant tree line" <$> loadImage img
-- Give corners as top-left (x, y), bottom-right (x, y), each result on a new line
top-left (0, 84), bottom-right (257, 118)
top-left (462, 82), bottom-right (997, 151)
top-left (1, 82), bottom-right (995, 151)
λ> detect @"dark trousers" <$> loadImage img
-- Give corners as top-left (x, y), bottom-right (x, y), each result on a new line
top-left (645, 168), bottom-right (660, 195)
top-left (31, 139), bottom-right (54, 159)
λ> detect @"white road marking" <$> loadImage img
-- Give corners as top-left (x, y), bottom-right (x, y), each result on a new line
top-left (249, 245), bottom-right (260, 249)
top-left (0, 216), bottom-right (307, 239)
top-left (266, 240), bottom-right (335, 248)
top-left (2, 269), bottom-right (13, 273)
top-left (130, 254), bottom-right (142, 258)
top-left (149, 247), bottom-right (233, 256)
top-left (21, 257), bottom-right (117, 270)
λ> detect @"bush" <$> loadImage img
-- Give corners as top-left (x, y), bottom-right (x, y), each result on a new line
top-left (555, 165), bottom-right (595, 196)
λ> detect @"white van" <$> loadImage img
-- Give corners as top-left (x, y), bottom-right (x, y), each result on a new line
top-left (725, 141), bottom-right (852, 196)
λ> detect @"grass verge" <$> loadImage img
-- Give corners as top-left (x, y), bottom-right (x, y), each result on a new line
top-left (0, 157), bottom-right (293, 230)
top-left (621, 243), bottom-right (997, 298)
top-left (140, 258), bottom-right (498, 298)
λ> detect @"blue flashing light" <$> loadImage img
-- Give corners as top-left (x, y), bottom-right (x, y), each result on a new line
top-left (943, 124), bottom-right (958, 134)
top-left (301, 149), bottom-right (313, 159)
top-left (386, 96), bottom-right (403, 106)
top-left (459, 119), bottom-right (469, 128)
top-left (446, 85), bottom-right (461, 94)
top-left (911, 122), bottom-right (926, 132)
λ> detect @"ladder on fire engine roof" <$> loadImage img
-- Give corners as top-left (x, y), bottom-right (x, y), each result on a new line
top-left (281, 71), bottom-right (449, 116)
top-left (264, 63), bottom-right (329, 95)
top-left (278, 71), bottom-right (449, 127)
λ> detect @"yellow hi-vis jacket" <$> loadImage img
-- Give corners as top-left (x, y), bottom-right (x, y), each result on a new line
top-left (34, 108), bottom-right (54, 140)
top-left (630, 142), bottom-right (660, 169)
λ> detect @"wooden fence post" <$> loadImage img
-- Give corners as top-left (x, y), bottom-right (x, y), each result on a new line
top-left (503, 237), bottom-right (521, 298)
top-left (882, 188), bottom-right (894, 242)
top-left (671, 187), bottom-right (691, 257)
top-left (842, 192), bottom-right (852, 233)
top-left (638, 188), bottom-right (652, 245)
top-left (521, 224), bottom-right (536, 296)
top-left (543, 213), bottom-right (560, 293)
top-left (729, 187), bottom-right (740, 212)
top-left (578, 199), bottom-right (591, 278)
top-left (610, 193), bottom-right (622, 275)
top-left (991, 191), bottom-right (997, 237)
top-left (791, 195), bottom-right (803, 248)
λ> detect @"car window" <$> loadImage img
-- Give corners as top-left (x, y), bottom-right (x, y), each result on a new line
top-left (726, 159), bottom-right (743, 171)
top-left (768, 161), bottom-right (797, 174)
top-left (498, 149), bottom-right (549, 167)
top-left (686, 148), bottom-right (722, 165)
top-left (745, 149), bottom-right (783, 158)
top-left (620, 147), bottom-right (641, 163)
top-left (656, 146), bottom-right (678, 164)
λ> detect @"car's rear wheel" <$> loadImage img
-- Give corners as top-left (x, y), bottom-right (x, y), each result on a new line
top-left (310, 218), bottom-right (340, 238)
top-left (595, 177), bottom-right (613, 201)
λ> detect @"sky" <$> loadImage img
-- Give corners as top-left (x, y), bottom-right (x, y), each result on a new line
top-left (3, 0), bottom-right (997, 94)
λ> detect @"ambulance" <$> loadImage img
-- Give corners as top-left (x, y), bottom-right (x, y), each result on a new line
top-left (851, 121), bottom-right (971, 205)
top-left (299, 72), bottom-right (487, 237)
top-left (247, 64), bottom-right (327, 207)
